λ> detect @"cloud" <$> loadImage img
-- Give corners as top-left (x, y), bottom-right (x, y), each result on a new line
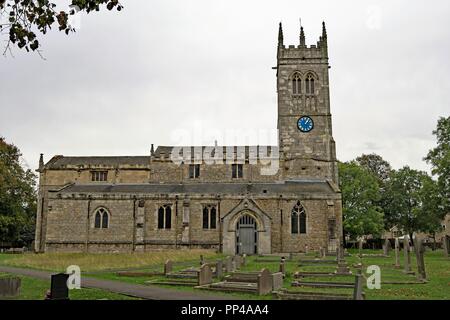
top-left (0, 0), bottom-right (448, 174)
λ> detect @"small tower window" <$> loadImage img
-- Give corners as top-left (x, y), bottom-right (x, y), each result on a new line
top-left (189, 164), bottom-right (200, 178)
top-left (292, 73), bottom-right (301, 95)
top-left (91, 171), bottom-right (108, 182)
top-left (232, 164), bottom-right (243, 178)
top-left (306, 73), bottom-right (315, 95)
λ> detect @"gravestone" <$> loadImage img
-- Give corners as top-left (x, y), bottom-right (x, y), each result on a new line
top-left (272, 272), bottom-right (283, 291)
top-left (164, 259), bottom-right (173, 275)
top-left (225, 256), bottom-right (233, 273)
top-left (216, 260), bottom-right (223, 279)
top-left (413, 237), bottom-right (427, 282)
top-left (403, 237), bottom-right (413, 274)
top-left (358, 238), bottom-right (363, 256)
top-left (47, 273), bottom-right (69, 300)
top-left (242, 254), bottom-right (247, 266)
top-left (383, 238), bottom-right (391, 256)
top-left (200, 255), bottom-right (205, 266)
top-left (353, 269), bottom-right (364, 300)
top-left (257, 268), bottom-right (272, 295)
top-left (394, 238), bottom-right (401, 268)
top-left (233, 255), bottom-right (242, 269)
top-left (198, 264), bottom-right (213, 286)
top-left (0, 277), bottom-right (21, 297)
top-left (279, 258), bottom-right (286, 276)
top-left (443, 235), bottom-right (449, 258)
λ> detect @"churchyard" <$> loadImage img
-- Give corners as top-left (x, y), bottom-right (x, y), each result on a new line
top-left (1, 245), bottom-right (448, 300)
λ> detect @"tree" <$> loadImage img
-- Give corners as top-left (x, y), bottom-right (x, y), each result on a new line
top-left (384, 166), bottom-right (444, 240)
top-left (0, 0), bottom-right (123, 55)
top-left (355, 153), bottom-right (395, 228)
top-left (355, 153), bottom-right (392, 183)
top-left (425, 116), bottom-right (450, 212)
top-left (416, 177), bottom-right (445, 249)
top-left (338, 161), bottom-right (384, 240)
top-left (0, 137), bottom-right (37, 246)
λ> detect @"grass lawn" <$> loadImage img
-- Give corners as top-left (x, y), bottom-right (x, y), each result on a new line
top-left (0, 272), bottom-right (138, 300)
top-left (1, 249), bottom-right (449, 300)
top-left (0, 249), bottom-right (222, 272)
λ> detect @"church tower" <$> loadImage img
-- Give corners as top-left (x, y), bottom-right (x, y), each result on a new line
top-left (276, 22), bottom-right (338, 184)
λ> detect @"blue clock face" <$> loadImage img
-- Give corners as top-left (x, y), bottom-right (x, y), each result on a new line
top-left (297, 116), bottom-right (314, 132)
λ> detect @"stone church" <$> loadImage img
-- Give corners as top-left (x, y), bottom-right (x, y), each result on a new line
top-left (34, 22), bottom-right (343, 255)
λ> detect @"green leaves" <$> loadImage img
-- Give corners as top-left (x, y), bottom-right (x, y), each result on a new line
top-left (339, 161), bottom-right (385, 239)
top-left (0, 137), bottom-right (37, 246)
top-left (425, 116), bottom-right (450, 212)
top-left (1, 0), bottom-right (124, 54)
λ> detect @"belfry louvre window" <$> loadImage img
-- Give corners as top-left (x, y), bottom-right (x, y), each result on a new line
top-left (158, 205), bottom-right (172, 229)
top-left (202, 205), bottom-right (217, 229)
top-left (189, 164), bottom-right (200, 178)
top-left (291, 201), bottom-right (306, 234)
top-left (232, 164), bottom-right (243, 178)
top-left (305, 73), bottom-right (315, 95)
top-left (292, 73), bottom-right (301, 95)
top-left (94, 208), bottom-right (109, 229)
top-left (91, 171), bottom-right (108, 182)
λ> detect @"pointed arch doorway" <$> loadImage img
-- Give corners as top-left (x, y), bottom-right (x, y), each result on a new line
top-left (236, 214), bottom-right (258, 255)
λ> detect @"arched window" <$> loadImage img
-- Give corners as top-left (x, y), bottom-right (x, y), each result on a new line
top-left (292, 72), bottom-right (301, 95)
top-left (158, 207), bottom-right (165, 229)
top-left (305, 73), bottom-right (315, 95)
top-left (95, 212), bottom-right (101, 229)
top-left (202, 205), bottom-right (217, 229)
top-left (94, 208), bottom-right (109, 229)
top-left (291, 201), bottom-right (306, 234)
top-left (158, 205), bottom-right (172, 229)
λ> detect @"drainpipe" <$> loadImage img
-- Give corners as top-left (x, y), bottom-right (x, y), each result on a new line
top-left (279, 195), bottom-right (283, 253)
top-left (175, 195), bottom-right (179, 249)
top-left (132, 196), bottom-right (137, 252)
top-left (86, 196), bottom-right (92, 253)
top-left (39, 197), bottom-right (45, 253)
top-left (218, 195), bottom-right (222, 253)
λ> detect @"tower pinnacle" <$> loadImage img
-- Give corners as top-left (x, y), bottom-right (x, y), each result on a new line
top-left (278, 22), bottom-right (284, 47)
top-left (299, 26), bottom-right (306, 46)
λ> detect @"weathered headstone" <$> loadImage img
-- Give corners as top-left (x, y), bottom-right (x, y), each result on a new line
top-left (225, 256), bottom-right (233, 273)
top-left (242, 254), bottom-right (247, 266)
top-left (200, 255), bottom-right (205, 266)
top-left (279, 258), bottom-right (286, 276)
top-left (48, 273), bottom-right (69, 300)
top-left (383, 238), bottom-right (391, 256)
top-left (413, 237), bottom-right (427, 282)
top-left (257, 268), bottom-right (272, 295)
top-left (353, 269), bottom-right (364, 300)
top-left (233, 255), bottom-right (242, 269)
top-left (164, 259), bottom-right (173, 275)
top-left (403, 236), bottom-right (413, 274)
top-left (198, 264), bottom-right (213, 286)
top-left (272, 272), bottom-right (283, 291)
top-left (443, 235), bottom-right (449, 258)
top-left (0, 277), bottom-right (21, 297)
top-left (394, 238), bottom-right (401, 268)
top-left (216, 260), bottom-right (223, 279)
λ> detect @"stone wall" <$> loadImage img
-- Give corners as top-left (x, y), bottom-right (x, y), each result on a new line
top-left (40, 193), bottom-right (341, 254)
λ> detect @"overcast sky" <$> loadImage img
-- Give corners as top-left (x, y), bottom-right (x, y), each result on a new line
top-left (1, 0), bottom-right (449, 174)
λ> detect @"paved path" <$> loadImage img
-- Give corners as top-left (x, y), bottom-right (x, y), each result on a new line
top-left (0, 266), bottom-right (236, 300)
